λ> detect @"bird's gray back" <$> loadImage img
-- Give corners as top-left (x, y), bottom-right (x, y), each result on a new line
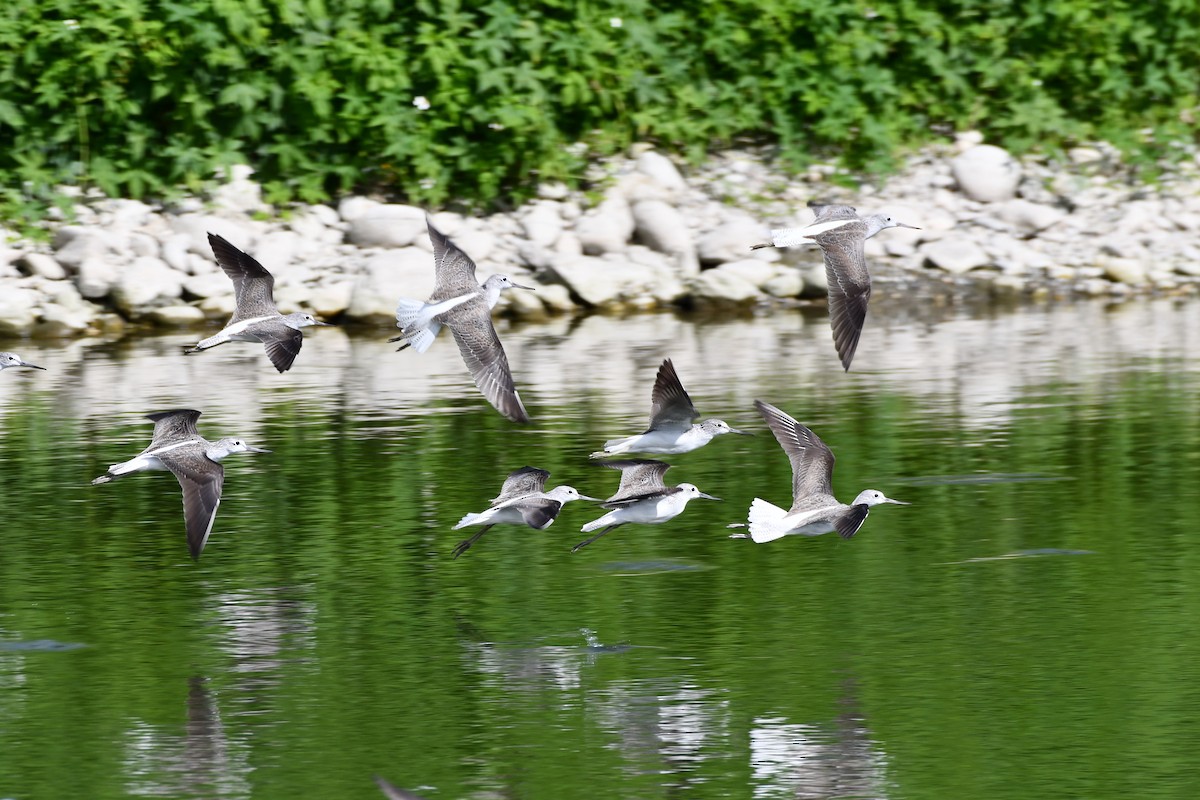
top-left (648, 359), bottom-right (699, 430)
top-left (207, 233), bottom-right (279, 322)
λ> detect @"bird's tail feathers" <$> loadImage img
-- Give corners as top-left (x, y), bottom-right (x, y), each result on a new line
top-left (747, 498), bottom-right (791, 544)
top-left (599, 434), bottom-right (637, 454)
top-left (581, 512), bottom-right (616, 533)
top-left (453, 512), bottom-right (485, 530)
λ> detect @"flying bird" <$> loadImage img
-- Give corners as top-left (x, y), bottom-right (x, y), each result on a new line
top-left (574, 459), bottom-right (719, 552)
top-left (752, 204), bottom-right (918, 370)
top-left (186, 233), bottom-right (332, 372)
top-left (591, 358), bottom-right (750, 457)
top-left (91, 409), bottom-right (270, 559)
top-left (738, 400), bottom-right (907, 544)
top-left (451, 466), bottom-right (598, 558)
top-left (390, 221), bottom-right (535, 423)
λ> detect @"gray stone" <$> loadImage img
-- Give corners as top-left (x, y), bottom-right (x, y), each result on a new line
top-left (697, 216), bottom-right (771, 265)
top-left (211, 165), bottom-right (266, 214)
top-left (36, 302), bottom-right (93, 336)
top-left (254, 230), bottom-right (302, 276)
top-left (161, 234), bottom-right (192, 272)
top-left (0, 286), bottom-right (39, 334)
top-left (547, 253), bottom-right (679, 306)
top-left (128, 232), bottom-right (160, 258)
top-left (1100, 256), bottom-right (1148, 285)
top-left (308, 281), bottom-right (354, 318)
top-left (632, 200), bottom-right (697, 275)
top-left (575, 195), bottom-right (634, 255)
top-left (107, 199), bottom-right (154, 230)
top-left (690, 269), bottom-right (760, 303)
top-left (76, 256), bottom-right (119, 299)
top-left (54, 228), bottom-right (111, 269)
top-left (951, 144), bottom-right (1022, 202)
top-left (183, 271), bottom-right (234, 299)
top-left (636, 151), bottom-right (687, 194)
top-left (537, 181), bottom-right (569, 200)
top-left (110, 256), bottom-right (185, 316)
top-left (923, 236), bottom-right (991, 274)
top-left (17, 253), bottom-right (66, 281)
top-left (147, 305), bottom-right (206, 326)
top-left (170, 214), bottom-right (258, 256)
top-left (347, 204), bottom-right (427, 248)
top-left (338, 196), bottom-right (378, 223)
top-left (763, 271), bottom-right (804, 298)
top-left (520, 201), bottom-right (563, 248)
top-left (993, 199), bottom-right (1067, 235)
top-left (346, 247), bottom-right (433, 319)
top-left (714, 259), bottom-right (776, 289)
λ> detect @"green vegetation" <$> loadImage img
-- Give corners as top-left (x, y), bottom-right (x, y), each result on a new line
top-left (1, 0), bottom-right (1197, 216)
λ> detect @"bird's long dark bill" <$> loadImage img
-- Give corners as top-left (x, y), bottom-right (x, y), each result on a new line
top-left (247, 447), bottom-right (272, 454)
top-left (887, 499), bottom-right (910, 505)
top-left (732, 428), bottom-right (753, 435)
top-left (21, 363), bottom-right (46, 370)
top-left (699, 493), bottom-right (721, 501)
top-left (512, 283), bottom-right (536, 290)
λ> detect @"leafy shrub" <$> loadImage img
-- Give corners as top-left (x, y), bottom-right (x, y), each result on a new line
top-left (0, 0), bottom-right (1197, 215)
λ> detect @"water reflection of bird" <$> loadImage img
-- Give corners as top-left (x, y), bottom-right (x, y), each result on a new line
top-left (91, 409), bottom-right (270, 559)
top-left (451, 466), bottom-right (598, 558)
top-left (574, 460), bottom-right (719, 552)
top-left (185, 233), bottom-right (333, 372)
top-left (389, 220), bottom-right (535, 423)
top-left (374, 776), bottom-right (428, 800)
top-left (736, 401), bottom-right (906, 544)
top-left (753, 204), bottom-right (918, 370)
top-left (0, 352), bottom-right (45, 371)
top-left (591, 358), bottom-right (750, 457)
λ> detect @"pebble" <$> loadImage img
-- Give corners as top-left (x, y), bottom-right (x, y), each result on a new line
top-left (1, 138), bottom-right (1198, 335)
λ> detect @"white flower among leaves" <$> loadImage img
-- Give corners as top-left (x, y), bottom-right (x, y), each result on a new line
top-left (412, 96), bottom-right (430, 111)
top-left (609, 17), bottom-right (622, 28)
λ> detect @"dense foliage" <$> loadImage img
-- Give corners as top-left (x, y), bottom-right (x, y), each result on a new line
top-left (1, 0), bottom-right (1198, 212)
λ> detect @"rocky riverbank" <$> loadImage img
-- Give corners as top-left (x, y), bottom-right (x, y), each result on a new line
top-left (2, 133), bottom-right (1199, 338)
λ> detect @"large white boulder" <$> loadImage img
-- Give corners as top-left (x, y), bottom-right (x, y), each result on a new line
top-left (951, 144), bottom-right (1022, 203)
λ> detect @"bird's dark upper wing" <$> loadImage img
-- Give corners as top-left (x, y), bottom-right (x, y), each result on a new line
top-left (443, 299), bottom-right (530, 423)
top-left (207, 233), bottom-right (279, 322)
top-left (261, 324), bottom-right (305, 373)
top-left (160, 448), bottom-right (225, 560)
top-left (517, 498), bottom-right (563, 529)
top-left (600, 459), bottom-right (672, 505)
top-left (812, 219), bottom-right (871, 371)
top-left (835, 505), bottom-right (870, 539)
top-left (647, 359), bottom-right (698, 430)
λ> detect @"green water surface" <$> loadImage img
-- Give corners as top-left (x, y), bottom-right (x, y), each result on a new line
top-left (1, 300), bottom-right (1198, 799)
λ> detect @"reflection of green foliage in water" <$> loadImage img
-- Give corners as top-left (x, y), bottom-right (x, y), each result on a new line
top-left (0, 369), bottom-right (1198, 798)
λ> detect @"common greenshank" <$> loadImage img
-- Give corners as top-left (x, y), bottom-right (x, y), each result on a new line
top-left (573, 460), bottom-right (719, 552)
top-left (452, 466), bottom-right (598, 558)
top-left (739, 400), bottom-right (906, 543)
top-left (91, 409), bottom-right (270, 559)
top-left (389, 221), bottom-right (534, 423)
top-left (591, 358), bottom-right (750, 457)
top-left (752, 204), bottom-right (918, 371)
top-left (0, 352), bottom-right (45, 371)
top-left (185, 233), bottom-right (332, 372)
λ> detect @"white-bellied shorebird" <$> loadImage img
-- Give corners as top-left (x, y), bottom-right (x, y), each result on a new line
top-left (186, 233), bottom-right (332, 372)
top-left (753, 204), bottom-right (918, 370)
top-left (91, 409), bottom-right (270, 559)
top-left (739, 400), bottom-right (907, 543)
top-left (591, 358), bottom-right (749, 457)
top-left (0, 352), bottom-right (45, 371)
top-left (390, 221), bottom-right (534, 423)
top-left (452, 466), bottom-right (598, 558)
top-left (574, 459), bottom-right (719, 552)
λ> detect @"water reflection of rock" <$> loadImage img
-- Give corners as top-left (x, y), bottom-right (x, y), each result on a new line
top-left (122, 676), bottom-right (252, 799)
top-left (461, 628), bottom-right (627, 693)
top-left (4, 299), bottom-right (1197, 432)
top-left (748, 684), bottom-right (890, 800)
